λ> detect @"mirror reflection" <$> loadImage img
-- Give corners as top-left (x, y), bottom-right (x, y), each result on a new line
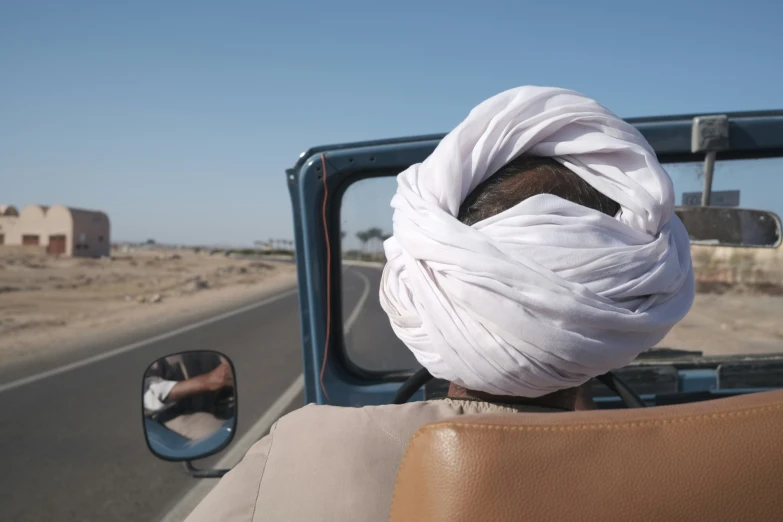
top-left (675, 206), bottom-right (782, 248)
top-left (142, 350), bottom-right (236, 461)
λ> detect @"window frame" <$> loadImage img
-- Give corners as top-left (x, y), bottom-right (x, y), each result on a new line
top-left (289, 112), bottom-right (783, 405)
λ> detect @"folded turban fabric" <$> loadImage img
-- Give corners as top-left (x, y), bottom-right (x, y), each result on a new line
top-left (379, 86), bottom-right (695, 397)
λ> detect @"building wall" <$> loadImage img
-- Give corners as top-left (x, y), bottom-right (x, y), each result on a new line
top-left (691, 244), bottom-right (783, 287)
top-left (17, 205), bottom-right (49, 247)
top-left (0, 205), bottom-right (21, 245)
top-left (0, 216), bottom-right (20, 245)
top-left (0, 204), bottom-right (110, 257)
top-left (68, 207), bottom-right (110, 257)
top-left (45, 205), bottom-right (75, 255)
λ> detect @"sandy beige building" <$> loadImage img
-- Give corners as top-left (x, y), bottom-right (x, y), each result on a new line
top-left (0, 205), bottom-right (20, 246)
top-left (0, 204), bottom-right (110, 257)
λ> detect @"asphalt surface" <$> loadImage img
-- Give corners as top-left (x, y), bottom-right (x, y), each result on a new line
top-left (0, 264), bottom-right (399, 522)
top-left (342, 264), bottom-right (418, 372)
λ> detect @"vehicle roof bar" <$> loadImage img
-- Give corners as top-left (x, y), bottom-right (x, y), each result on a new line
top-left (691, 115), bottom-right (729, 206)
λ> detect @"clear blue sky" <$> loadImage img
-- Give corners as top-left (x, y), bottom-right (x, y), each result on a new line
top-left (2, 1), bottom-right (782, 246)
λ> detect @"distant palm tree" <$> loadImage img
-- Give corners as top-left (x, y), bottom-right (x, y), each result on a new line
top-left (366, 227), bottom-right (383, 253)
top-left (356, 231), bottom-right (370, 253)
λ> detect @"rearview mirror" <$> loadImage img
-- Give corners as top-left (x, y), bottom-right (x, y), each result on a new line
top-left (675, 206), bottom-right (781, 248)
top-left (142, 351), bottom-right (237, 466)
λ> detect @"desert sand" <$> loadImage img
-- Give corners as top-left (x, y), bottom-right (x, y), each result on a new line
top-left (0, 247), bottom-right (297, 366)
top-left (661, 293), bottom-right (783, 356)
top-left (2, 244), bottom-right (782, 368)
top-left (662, 245), bottom-right (783, 356)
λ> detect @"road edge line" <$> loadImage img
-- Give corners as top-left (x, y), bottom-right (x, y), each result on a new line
top-left (0, 288), bottom-right (298, 394)
top-left (156, 373), bottom-right (305, 522)
top-left (343, 268), bottom-right (371, 335)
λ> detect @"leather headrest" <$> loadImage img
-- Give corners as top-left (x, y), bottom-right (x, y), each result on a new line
top-left (389, 390), bottom-right (783, 522)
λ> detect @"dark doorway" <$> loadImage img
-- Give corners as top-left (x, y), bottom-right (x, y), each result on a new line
top-left (47, 235), bottom-right (67, 255)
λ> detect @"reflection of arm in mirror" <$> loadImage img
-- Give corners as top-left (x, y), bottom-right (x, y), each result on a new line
top-left (144, 360), bottom-right (234, 416)
top-left (168, 360), bottom-right (234, 401)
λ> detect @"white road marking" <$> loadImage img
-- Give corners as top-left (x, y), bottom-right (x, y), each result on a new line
top-left (341, 259), bottom-right (384, 269)
top-left (344, 268), bottom-right (371, 335)
top-left (0, 288), bottom-right (298, 394)
top-left (156, 374), bottom-right (305, 522)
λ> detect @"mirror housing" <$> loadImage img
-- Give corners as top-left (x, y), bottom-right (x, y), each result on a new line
top-left (141, 350), bottom-right (237, 477)
top-left (675, 206), bottom-right (781, 248)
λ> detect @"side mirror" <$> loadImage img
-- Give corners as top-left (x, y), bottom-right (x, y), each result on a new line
top-left (675, 206), bottom-right (782, 248)
top-left (142, 350), bottom-right (237, 478)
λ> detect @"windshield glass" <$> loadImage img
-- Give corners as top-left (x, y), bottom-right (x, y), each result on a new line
top-left (339, 176), bottom-right (416, 372)
top-left (340, 157), bottom-right (783, 373)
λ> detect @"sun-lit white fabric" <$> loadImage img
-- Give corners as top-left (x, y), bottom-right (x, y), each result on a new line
top-left (379, 86), bottom-right (695, 397)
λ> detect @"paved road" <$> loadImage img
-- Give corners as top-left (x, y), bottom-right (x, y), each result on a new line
top-left (342, 264), bottom-right (418, 372)
top-left (0, 264), bottom-right (397, 522)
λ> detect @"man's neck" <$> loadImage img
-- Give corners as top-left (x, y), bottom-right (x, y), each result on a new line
top-left (447, 383), bottom-right (594, 411)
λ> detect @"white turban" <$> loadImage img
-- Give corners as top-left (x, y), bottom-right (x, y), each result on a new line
top-left (379, 86), bottom-right (694, 398)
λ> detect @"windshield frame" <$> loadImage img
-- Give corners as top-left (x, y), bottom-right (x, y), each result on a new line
top-left (289, 111), bottom-right (783, 405)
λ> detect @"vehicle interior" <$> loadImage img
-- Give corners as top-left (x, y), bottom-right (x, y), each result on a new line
top-left (288, 111), bottom-right (783, 519)
top-left (143, 110), bottom-right (783, 517)
top-left (289, 111), bottom-right (783, 408)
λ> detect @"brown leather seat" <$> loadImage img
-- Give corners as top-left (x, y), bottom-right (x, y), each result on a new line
top-left (389, 390), bottom-right (783, 522)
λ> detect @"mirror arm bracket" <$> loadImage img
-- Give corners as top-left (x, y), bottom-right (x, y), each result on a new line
top-left (700, 151), bottom-right (716, 207)
top-left (183, 460), bottom-right (230, 479)
top-left (691, 115), bottom-right (729, 207)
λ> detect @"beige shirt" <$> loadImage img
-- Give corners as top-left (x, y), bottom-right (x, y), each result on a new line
top-left (185, 399), bottom-right (556, 522)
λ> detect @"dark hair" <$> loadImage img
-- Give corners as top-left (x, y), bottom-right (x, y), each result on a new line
top-left (457, 156), bottom-right (619, 226)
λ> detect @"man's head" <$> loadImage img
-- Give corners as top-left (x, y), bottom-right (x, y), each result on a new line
top-left (457, 156), bottom-right (619, 226)
top-left (379, 86), bottom-right (694, 399)
top-left (446, 155), bottom-right (620, 407)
